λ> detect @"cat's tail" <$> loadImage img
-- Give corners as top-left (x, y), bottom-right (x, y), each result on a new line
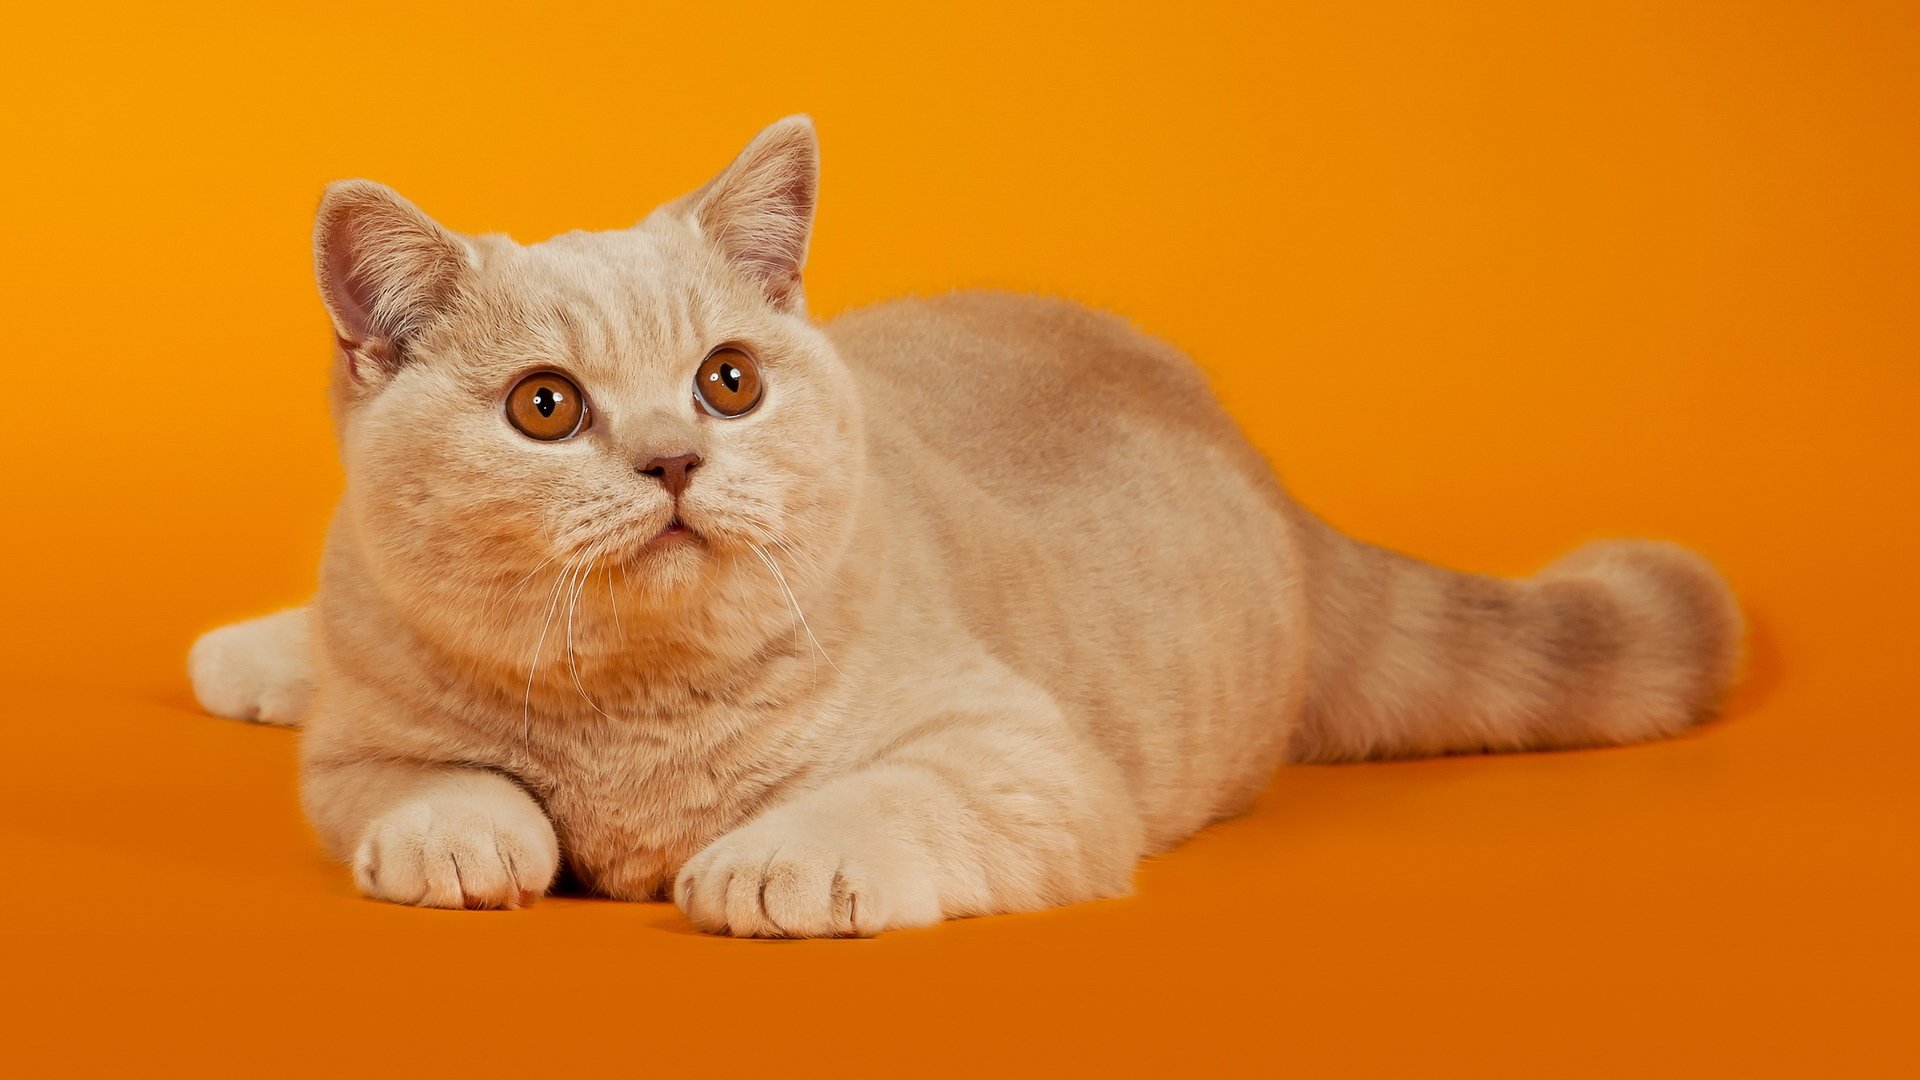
top-left (1284, 513), bottom-right (1742, 763)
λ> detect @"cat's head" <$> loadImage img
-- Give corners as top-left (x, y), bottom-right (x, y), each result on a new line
top-left (313, 117), bottom-right (863, 664)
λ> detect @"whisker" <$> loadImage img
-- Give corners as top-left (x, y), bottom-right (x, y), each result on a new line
top-left (606, 554), bottom-right (625, 647)
top-left (750, 541), bottom-right (841, 675)
top-left (478, 547), bottom-right (565, 627)
top-left (567, 541), bottom-right (617, 721)
top-left (522, 549), bottom-right (585, 732)
top-left (768, 532), bottom-right (847, 590)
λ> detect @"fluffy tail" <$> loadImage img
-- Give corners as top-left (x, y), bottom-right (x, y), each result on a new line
top-left (1285, 514), bottom-right (1742, 763)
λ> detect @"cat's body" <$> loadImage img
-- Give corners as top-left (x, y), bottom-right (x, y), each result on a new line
top-left (190, 118), bottom-right (1741, 935)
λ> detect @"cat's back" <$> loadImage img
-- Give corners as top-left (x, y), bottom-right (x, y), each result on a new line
top-left (826, 290), bottom-right (1272, 501)
top-left (826, 292), bottom-right (1307, 839)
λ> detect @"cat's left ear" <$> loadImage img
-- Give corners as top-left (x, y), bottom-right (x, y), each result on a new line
top-left (682, 115), bottom-right (819, 312)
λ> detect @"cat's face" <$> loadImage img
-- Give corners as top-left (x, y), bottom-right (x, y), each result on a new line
top-left (314, 118), bottom-right (862, 663)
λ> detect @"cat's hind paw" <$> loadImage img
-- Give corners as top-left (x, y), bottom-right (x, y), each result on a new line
top-left (188, 607), bottom-right (314, 726)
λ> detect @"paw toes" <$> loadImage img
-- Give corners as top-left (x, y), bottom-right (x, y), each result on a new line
top-left (760, 854), bottom-right (848, 937)
top-left (722, 860), bottom-right (772, 936)
top-left (187, 614), bottom-right (312, 727)
top-left (675, 835), bottom-right (891, 938)
top-left (353, 802), bottom-right (556, 911)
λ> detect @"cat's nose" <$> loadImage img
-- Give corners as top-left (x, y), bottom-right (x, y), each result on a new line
top-left (638, 452), bottom-right (702, 498)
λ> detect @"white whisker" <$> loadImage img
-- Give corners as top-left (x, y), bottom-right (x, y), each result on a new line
top-left (750, 541), bottom-right (841, 674)
top-left (522, 549), bottom-right (585, 731)
top-left (482, 548), bottom-right (564, 624)
top-left (567, 542), bottom-right (616, 720)
top-left (606, 556), bottom-right (625, 646)
top-left (768, 532), bottom-right (846, 590)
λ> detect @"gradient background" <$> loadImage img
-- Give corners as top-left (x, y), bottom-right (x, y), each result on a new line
top-left (2, 2), bottom-right (1915, 1075)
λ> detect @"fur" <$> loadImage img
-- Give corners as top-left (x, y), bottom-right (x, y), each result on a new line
top-left (189, 117), bottom-right (1743, 935)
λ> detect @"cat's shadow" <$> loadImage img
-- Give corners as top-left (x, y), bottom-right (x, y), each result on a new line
top-left (546, 871), bottom-right (878, 943)
top-left (1715, 605), bottom-right (1783, 725)
top-left (141, 611), bottom-right (1782, 938)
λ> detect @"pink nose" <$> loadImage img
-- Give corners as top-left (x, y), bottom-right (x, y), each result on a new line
top-left (638, 452), bottom-right (702, 498)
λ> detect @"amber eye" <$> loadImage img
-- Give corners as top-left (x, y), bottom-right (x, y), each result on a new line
top-left (505, 371), bottom-right (589, 441)
top-left (694, 347), bottom-right (764, 418)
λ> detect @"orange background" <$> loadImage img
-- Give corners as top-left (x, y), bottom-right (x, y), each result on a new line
top-left (2, 2), bottom-right (1916, 1075)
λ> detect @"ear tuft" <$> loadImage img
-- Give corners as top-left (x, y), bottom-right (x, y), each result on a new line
top-left (687, 116), bottom-right (819, 311)
top-left (313, 180), bottom-right (471, 381)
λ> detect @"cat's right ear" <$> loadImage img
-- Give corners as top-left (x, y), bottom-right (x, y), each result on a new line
top-left (313, 180), bottom-right (472, 386)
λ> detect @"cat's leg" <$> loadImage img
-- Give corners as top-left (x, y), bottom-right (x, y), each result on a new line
top-left (673, 668), bottom-right (1143, 937)
top-left (188, 606), bottom-right (314, 726)
top-left (303, 758), bottom-right (560, 910)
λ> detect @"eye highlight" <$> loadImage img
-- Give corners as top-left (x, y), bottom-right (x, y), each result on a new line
top-left (505, 371), bottom-right (589, 441)
top-left (695, 347), bottom-right (764, 418)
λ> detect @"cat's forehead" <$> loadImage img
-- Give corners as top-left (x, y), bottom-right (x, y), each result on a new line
top-left (453, 227), bottom-right (737, 384)
top-left (494, 226), bottom-right (696, 315)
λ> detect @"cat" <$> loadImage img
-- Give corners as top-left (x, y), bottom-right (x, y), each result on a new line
top-left (188, 116), bottom-right (1742, 936)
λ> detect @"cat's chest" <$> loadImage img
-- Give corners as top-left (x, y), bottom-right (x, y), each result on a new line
top-left (517, 705), bottom-right (828, 901)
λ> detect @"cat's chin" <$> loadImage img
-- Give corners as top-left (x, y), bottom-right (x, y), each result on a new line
top-left (621, 526), bottom-right (707, 570)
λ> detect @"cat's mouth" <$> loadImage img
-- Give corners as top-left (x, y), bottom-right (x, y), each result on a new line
top-left (645, 516), bottom-right (700, 549)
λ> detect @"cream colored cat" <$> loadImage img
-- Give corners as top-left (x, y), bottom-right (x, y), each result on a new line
top-left (189, 117), bottom-right (1741, 936)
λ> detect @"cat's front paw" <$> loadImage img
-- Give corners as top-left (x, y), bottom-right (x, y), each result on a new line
top-left (673, 821), bottom-right (942, 938)
top-left (188, 608), bottom-right (313, 726)
top-left (352, 794), bottom-right (559, 910)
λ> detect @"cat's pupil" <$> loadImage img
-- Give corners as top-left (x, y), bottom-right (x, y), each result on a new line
top-left (723, 367), bottom-right (741, 393)
top-left (535, 387), bottom-right (558, 417)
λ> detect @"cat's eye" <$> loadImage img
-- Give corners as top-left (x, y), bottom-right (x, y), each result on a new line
top-left (694, 347), bottom-right (764, 418)
top-left (505, 371), bottom-right (589, 441)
